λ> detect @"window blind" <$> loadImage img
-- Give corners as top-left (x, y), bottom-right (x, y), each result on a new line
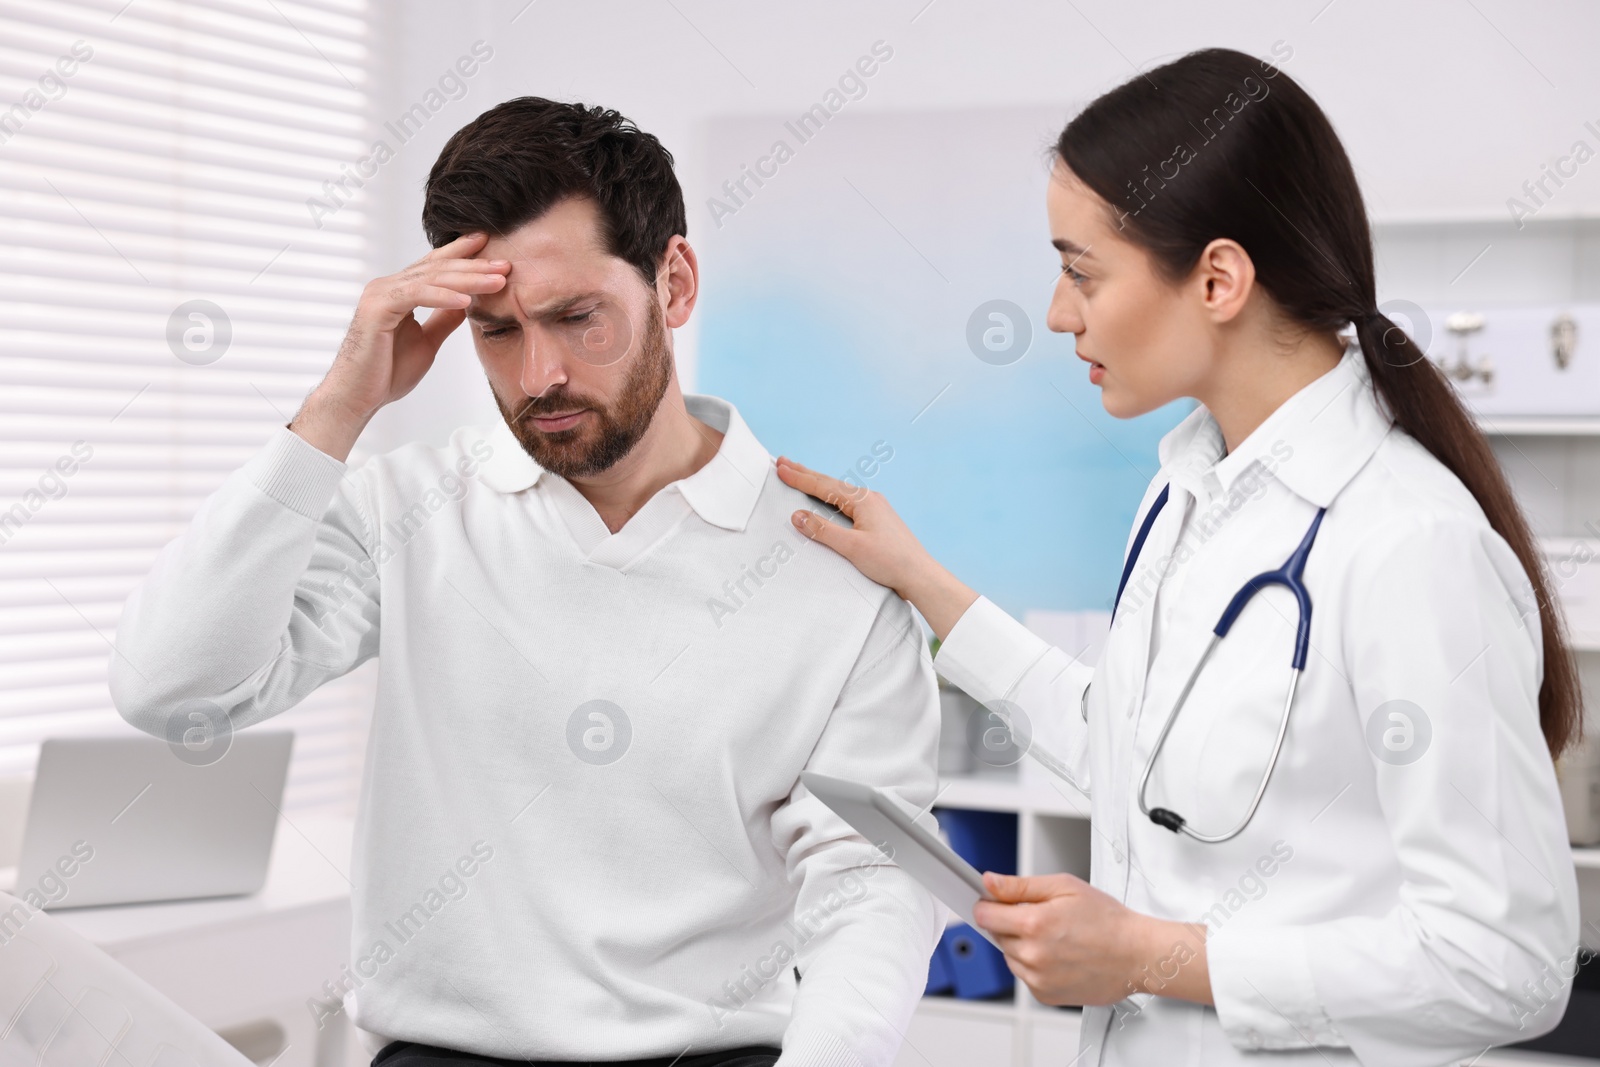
top-left (0, 0), bottom-right (376, 818)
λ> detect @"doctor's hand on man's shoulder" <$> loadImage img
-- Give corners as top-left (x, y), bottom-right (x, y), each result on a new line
top-left (775, 455), bottom-right (915, 590)
top-left (775, 455), bottom-right (980, 642)
top-left (290, 231), bottom-right (511, 462)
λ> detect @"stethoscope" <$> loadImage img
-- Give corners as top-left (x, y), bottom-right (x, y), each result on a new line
top-left (979, 481), bottom-right (1327, 844)
top-left (1117, 484), bottom-right (1327, 843)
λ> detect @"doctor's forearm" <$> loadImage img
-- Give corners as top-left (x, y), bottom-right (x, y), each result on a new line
top-left (903, 558), bottom-right (980, 643)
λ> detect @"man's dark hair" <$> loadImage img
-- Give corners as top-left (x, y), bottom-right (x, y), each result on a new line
top-left (422, 97), bottom-right (686, 286)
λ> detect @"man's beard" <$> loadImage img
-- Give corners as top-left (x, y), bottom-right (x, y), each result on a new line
top-left (493, 306), bottom-right (673, 479)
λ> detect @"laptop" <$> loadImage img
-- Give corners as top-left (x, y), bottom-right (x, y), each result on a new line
top-left (13, 730), bottom-right (294, 909)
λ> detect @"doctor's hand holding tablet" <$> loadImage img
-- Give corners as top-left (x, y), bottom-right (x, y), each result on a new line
top-left (780, 46), bottom-right (1584, 1066)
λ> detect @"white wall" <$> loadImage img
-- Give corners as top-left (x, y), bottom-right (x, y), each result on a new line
top-left (355, 0), bottom-right (1600, 452)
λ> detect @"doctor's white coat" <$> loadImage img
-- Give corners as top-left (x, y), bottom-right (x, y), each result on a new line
top-left (934, 349), bottom-right (1581, 1066)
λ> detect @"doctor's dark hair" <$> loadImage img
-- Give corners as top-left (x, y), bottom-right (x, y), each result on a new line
top-left (422, 96), bottom-right (686, 287)
top-left (1055, 47), bottom-right (1581, 758)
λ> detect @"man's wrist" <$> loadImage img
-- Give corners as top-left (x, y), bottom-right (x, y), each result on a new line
top-left (290, 388), bottom-right (371, 462)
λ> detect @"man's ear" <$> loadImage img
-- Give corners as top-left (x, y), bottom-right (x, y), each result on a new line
top-left (657, 236), bottom-right (698, 329)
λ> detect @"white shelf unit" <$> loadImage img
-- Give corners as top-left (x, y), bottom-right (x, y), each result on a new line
top-left (1483, 421), bottom-right (1600, 1062)
top-left (1486, 419), bottom-right (1600, 847)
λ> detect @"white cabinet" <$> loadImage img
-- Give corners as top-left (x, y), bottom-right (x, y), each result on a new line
top-left (1417, 304), bottom-right (1600, 417)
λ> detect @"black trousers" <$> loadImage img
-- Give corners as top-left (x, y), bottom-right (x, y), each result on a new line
top-left (372, 1039), bottom-right (783, 1067)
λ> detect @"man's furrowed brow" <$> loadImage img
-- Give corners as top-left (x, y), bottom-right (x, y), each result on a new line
top-left (467, 292), bottom-right (608, 325)
top-left (466, 307), bottom-right (519, 327)
top-left (534, 291), bottom-right (609, 319)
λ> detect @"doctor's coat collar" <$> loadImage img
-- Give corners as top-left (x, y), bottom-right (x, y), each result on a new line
top-left (1156, 345), bottom-right (1393, 510)
top-left (476, 393), bottom-right (772, 532)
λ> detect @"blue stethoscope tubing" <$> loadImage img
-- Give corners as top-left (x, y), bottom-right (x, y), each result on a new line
top-left (980, 483), bottom-right (1327, 843)
top-left (1120, 488), bottom-right (1328, 843)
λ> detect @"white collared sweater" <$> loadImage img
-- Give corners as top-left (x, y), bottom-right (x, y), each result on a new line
top-left (110, 395), bottom-right (945, 1067)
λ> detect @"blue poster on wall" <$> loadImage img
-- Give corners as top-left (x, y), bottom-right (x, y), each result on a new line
top-left (693, 105), bottom-right (1190, 619)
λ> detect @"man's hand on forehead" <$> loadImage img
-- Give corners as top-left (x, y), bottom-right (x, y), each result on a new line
top-left (287, 230), bottom-right (512, 461)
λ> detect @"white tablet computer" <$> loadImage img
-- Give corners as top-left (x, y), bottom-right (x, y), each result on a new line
top-left (801, 770), bottom-right (999, 947)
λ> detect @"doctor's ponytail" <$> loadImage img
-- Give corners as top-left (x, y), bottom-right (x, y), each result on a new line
top-left (1055, 47), bottom-right (1581, 758)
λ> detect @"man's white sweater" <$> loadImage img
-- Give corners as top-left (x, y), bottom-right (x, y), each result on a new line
top-left (109, 395), bottom-right (946, 1067)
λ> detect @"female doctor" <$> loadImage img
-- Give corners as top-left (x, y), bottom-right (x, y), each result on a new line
top-left (776, 48), bottom-right (1583, 1066)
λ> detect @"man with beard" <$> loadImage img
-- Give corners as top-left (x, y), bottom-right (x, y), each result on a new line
top-left (110, 98), bottom-right (944, 1067)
